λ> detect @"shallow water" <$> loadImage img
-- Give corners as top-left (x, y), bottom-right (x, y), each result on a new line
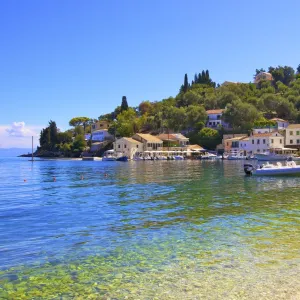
top-left (0, 158), bottom-right (299, 299)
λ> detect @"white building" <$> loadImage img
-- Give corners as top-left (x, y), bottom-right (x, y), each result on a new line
top-left (206, 109), bottom-right (230, 129)
top-left (271, 118), bottom-right (289, 130)
top-left (285, 124), bottom-right (300, 149)
top-left (224, 136), bottom-right (250, 155)
top-left (114, 137), bottom-right (143, 159)
top-left (249, 132), bottom-right (284, 154)
top-left (252, 127), bottom-right (277, 134)
top-left (206, 109), bottom-right (224, 128)
top-left (88, 129), bottom-right (113, 142)
top-left (132, 133), bottom-right (163, 151)
top-left (157, 133), bottom-right (189, 147)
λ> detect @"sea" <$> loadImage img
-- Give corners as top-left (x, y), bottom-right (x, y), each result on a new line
top-left (0, 157), bottom-right (299, 299)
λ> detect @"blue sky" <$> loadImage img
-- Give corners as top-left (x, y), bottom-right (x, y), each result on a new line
top-left (0, 0), bottom-right (299, 147)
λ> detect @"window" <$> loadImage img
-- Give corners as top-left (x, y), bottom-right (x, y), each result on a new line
top-left (297, 140), bottom-right (300, 144)
top-left (252, 140), bottom-right (254, 144)
top-left (147, 143), bottom-right (151, 147)
top-left (290, 140), bottom-right (293, 144)
top-left (271, 139), bottom-right (274, 143)
top-left (297, 131), bottom-right (300, 135)
top-left (209, 122), bottom-right (212, 125)
top-left (263, 139), bottom-right (266, 144)
top-left (280, 139), bottom-right (282, 144)
top-left (136, 145), bottom-right (139, 148)
top-left (257, 139), bottom-right (260, 144)
top-left (118, 145), bottom-right (120, 148)
top-left (124, 144), bottom-right (127, 148)
top-left (290, 131), bottom-right (293, 135)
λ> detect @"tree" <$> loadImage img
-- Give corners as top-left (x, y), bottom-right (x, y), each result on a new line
top-left (69, 117), bottom-right (90, 134)
top-left (72, 134), bottom-right (86, 153)
top-left (115, 108), bottom-right (141, 137)
top-left (276, 98), bottom-right (297, 120)
top-left (195, 128), bottom-right (221, 150)
top-left (268, 66), bottom-right (295, 86)
top-left (223, 100), bottom-right (260, 130)
top-left (49, 120), bottom-right (58, 149)
top-left (39, 120), bottom-right (59, 151)
top-left (253, 118), bottom-right (276, 128)
top-left (185, 105), bottom-right (207, 130)
top-left (121, 96), bottom-right (129, 112)
top-left (138, 101), bottom-right (153, 115)
top-left (57, 131), bottom-right (73, 144)
top-left (180, 74), bottom-right (189, 93)
top-left (261, 94), bottom-right (279, 112)
top-left (217, 91), bottom-right (239, 108)
top-left (297, 64), bottom-right (300, 74)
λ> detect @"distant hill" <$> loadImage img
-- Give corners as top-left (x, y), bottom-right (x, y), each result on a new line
top-left (0, 148), bottom-right (32, 157)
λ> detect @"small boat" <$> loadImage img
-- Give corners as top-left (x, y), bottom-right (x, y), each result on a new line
top-left (82, 157), bottom-right (94, 161)
top-left (174, 155), bottom-right (184, 160)
top-left (116, 156), bottom-right (128, 162)
top-left (244, 160), bottom-right (300, 176)
top-left (255, 148), bottom-right (298, 161)
top-left (198, 152), bottom-right (217, 160)
top-left (228, 152), bottom-right (247, 160)
top-left (102, 150), bottom-right (117, 161)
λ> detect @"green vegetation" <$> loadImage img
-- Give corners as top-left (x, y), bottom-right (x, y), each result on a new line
top-left (38, 65), bottom-right (300, 154)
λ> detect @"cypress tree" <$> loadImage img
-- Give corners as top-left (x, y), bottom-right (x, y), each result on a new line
top-left (198, 73), bottom-right (202, 84)
top-left (121, 96), bottom-right (129, 111)
top-left (201, 70), bottom-right (206, 83)
top-left (205, 70), bottom-right (210, 83)
top-left (183, 74), bottom-right (189, 93)
top-left (194, 73), bottom-right (198, 84)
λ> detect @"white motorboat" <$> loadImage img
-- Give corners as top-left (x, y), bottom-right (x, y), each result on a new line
top-left (255, 148), bottom-right (298, 161)
top-left (199, 152), bottom-right (217, 160)
top-left (102, 150), bottom-right (117, 161)
top-left (244, 160), bottom-right (300, 176)
top-left (228, 154), bottom-right (247, 160)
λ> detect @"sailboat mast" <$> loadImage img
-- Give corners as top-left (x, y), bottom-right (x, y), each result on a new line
top-left (32, 136), bottom-right (34, 161)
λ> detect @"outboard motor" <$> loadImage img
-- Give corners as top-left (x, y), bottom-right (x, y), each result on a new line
top-left (244, 164), bottom-right (254, 175)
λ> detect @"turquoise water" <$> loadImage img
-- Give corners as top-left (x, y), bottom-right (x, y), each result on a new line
top-left (0, 158), bottom-right (299, 299)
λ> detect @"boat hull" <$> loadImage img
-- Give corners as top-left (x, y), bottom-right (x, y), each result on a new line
top-left (116, 156), bottom-right (128, 162)
top-left (254, 167), bottom-right (300, 176)
top-left (102, 157), bottom-right (117, 161)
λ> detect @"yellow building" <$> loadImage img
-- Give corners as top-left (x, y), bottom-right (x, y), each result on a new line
top-left (132, 133), bottom-right (163, 151)
top-left (114, 137), bottom-right (143, 159)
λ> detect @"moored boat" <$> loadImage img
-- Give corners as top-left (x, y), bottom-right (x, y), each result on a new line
top-left (244, 160), bottom-right (300, 176)
top-left (255, 147), bottom-right (298, 161)
top-left (102, 150), bottom-right (117, 161)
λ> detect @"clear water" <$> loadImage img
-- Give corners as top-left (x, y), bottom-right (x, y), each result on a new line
top-left (0, 158), bottom-right (299, 299)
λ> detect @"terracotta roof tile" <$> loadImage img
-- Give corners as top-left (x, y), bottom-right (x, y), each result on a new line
top-left (134, 133), bottom-right (163, 143)
top-left (206, 109), bottom-right (224, 114)
top-left (287, 124), bottom-right (300, 129)
top-left (252, 132), bottom-right (282, 137)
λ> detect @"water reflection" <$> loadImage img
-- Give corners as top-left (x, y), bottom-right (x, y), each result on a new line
top-left (0, 159), bottom-right (299, 299)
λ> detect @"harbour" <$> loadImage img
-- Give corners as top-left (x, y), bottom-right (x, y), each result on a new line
top-left (0, 158), bottom-right (299, 299)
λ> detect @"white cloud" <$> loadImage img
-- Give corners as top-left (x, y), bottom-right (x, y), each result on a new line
top-left (6, 122), bottom-right (34, 137)
top-left (0, 122), bottom-right (43, 148)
